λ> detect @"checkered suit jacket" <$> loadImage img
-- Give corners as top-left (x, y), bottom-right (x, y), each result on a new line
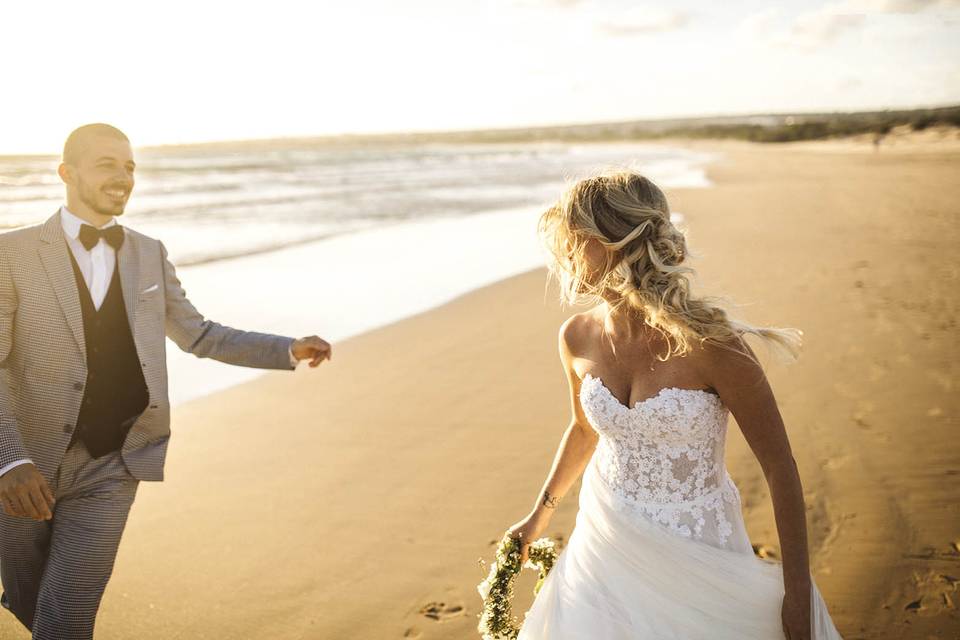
top-left (0, 210), bottom-right (295, 483)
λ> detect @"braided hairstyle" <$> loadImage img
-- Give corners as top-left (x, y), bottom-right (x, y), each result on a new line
top-left (538, 170), bottom-right (802, 364)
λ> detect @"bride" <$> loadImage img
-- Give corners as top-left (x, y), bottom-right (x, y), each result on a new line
top-left (506, 171), bottom-right (843, 639)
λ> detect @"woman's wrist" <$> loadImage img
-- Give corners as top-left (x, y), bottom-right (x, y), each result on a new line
top-left (527, 509), bottom-right (552, 531)
top-left (531, 490), bottom-right (562, 522)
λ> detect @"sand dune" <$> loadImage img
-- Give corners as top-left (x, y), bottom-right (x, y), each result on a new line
top-left (1, 139), bottom-right (956, 639)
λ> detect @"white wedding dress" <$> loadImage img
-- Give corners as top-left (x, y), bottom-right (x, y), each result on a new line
top-left (518, 374), bottom-right (844, 639)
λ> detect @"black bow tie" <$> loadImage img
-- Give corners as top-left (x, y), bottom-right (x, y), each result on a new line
top-left (78, 224), bottom-right (125, 251)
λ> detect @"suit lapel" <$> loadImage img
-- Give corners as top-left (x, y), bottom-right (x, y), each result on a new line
top-left (38, 210), bottom-right (143, 355)
top-left (116, 228), bottom-right (140, 335)
top-left (38, 211), bottom-right (86, 361)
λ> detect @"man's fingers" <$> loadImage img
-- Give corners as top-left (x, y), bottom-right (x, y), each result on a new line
top-left (39, 479), bottom-right (56, 508)
top-left (14, 492), bottom-right (41, 520)
top-left (18, 491), bottom-right (42, 520)
top-left (31, 482), bottom-right (54, 518)
top-left (26, 487), bottom-right (52, 520)
top-left (1, 495), bottom-right (20, 517)
top-left (309, 344), bottom-right (332, 367)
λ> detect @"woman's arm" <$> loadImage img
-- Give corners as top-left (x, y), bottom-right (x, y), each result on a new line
top-left (699, 337), bottom-right (812, 638)
top-left (507, 317), bottom-right (599, 561)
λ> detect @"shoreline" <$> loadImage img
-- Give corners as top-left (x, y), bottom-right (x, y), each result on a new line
top-left (153, 142), bottom-right (713, 406)
top-left (140, 140), bottom-right (960, 640)
top-left (1, 138), bottom-right (956, 639)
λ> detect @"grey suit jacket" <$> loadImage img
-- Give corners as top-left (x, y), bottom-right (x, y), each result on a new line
top-left (0, 211), bottom-right (295, 483)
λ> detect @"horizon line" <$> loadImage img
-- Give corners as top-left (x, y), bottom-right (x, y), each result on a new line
top-left (3, 101), bottom-right (958, 158)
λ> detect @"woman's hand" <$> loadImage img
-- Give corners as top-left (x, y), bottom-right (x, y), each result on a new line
top-left (781, 590), bottom-right (811, 640)
top-left (506, 511), bottom-right (550, 564)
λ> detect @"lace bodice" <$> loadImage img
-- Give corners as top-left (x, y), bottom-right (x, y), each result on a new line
top-left (579, 373), bottom-right (745, 549)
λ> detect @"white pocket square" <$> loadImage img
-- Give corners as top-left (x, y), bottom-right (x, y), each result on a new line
top-left (141, 284), bottom-right (159, 294)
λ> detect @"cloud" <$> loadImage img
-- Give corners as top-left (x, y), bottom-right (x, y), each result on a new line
top-left (597, 8), bottom-right (690, 36)
top-left (511, 0), bottom-right (583, 7)
top-left (738, 7), bottom-right (783, 38)
top-left (769, 0), bottom-right (960, 49)
top-left (790, 7), bottom-right (866, 47)
top-left (842, 0), bottom-right (960, 12)
top-left (836, 75), bottom-right (864, 90)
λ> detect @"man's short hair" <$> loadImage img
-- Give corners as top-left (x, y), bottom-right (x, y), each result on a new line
top-left (62, 123), bottom-right (130, 165)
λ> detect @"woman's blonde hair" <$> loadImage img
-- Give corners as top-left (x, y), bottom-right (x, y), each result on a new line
top-left (538, 170), bottom-right (803, 364)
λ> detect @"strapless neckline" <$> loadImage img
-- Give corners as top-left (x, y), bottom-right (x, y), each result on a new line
top-left (582, 373), bottom-right (722, 412)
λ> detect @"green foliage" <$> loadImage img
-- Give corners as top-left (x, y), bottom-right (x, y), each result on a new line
top-left (477, 533), bottom-right (559, 640)
top-left (644, 105), bottom-right (960, 142)
top-left (373, 105), bottom-right (960, 146)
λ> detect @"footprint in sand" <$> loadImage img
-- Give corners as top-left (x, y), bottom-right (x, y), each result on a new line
top-left (851, 411), bottom-right (871, 429)
top-left (904, 598), bottom-right (924, 612)
top-left (419, 601), bottom-right (466, 622)
top-left (900, 567), bottom-right (960, 616)
top-left (851, 399), bottom-right (875, 430)
top-left (402, 628), bottom-right (422, 638)
top-left (822, 455), bottom-right (849, 470)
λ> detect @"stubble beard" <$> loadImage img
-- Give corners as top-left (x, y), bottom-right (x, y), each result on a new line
top-left (77, 178), bottom-right (128, 218)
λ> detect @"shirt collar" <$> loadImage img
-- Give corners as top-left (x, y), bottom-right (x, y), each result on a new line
top-left (59, 205), bottom-right (118, 240)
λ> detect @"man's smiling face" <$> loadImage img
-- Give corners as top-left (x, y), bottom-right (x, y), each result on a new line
top-left (63, 135), bottom-right (136, 218)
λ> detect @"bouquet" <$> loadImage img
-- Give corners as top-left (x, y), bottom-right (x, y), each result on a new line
top-left (477, 533), bottom-right (558, 640)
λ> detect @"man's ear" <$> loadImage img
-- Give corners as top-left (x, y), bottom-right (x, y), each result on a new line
top-left (57, 162), bottom-right (72, 185)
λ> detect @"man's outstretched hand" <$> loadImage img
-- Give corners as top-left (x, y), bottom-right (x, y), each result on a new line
top-left (0, 463), bottom-right (55, 521)
top-left (292, 335), bottom-right (333, 368)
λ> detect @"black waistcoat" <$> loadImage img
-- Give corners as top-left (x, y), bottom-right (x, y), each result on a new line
top-left (67, 249), bottom-right (149, 458)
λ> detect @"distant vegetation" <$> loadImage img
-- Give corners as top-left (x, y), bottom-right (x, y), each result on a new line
top-left (134, 105), bottom-right (960, 154)
top-left (391, 105), bottom-right (960, 145)
top-left (647, 105), bottom-right (960, 143)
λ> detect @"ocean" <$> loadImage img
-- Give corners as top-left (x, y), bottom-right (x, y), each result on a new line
top-left (0, 140), bottom-right (714, 404)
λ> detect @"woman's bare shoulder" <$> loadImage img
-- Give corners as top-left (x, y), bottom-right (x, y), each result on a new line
top-left (690, 333), bottom-right (766, 391)
top-left (558, 308), bottom-right (603, 357)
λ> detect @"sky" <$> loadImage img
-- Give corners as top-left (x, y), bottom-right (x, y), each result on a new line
top-left (1, 0), bottom-right (958, 154)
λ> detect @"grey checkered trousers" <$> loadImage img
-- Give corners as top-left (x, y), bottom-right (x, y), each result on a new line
top-left (0, 210), bottom-right (296, 639)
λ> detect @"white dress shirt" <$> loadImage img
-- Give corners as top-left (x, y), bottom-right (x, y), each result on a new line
top-left (61, 205), bottom-right (119, 310)
top-left (0, 206), bottom-right (300, 477)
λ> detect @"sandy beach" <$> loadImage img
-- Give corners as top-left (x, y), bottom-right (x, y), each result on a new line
top-left (2, 137), bottom-right (956, 639)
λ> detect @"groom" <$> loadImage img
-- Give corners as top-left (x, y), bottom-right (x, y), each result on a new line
top-left (0, 123), bottom-right (332, 639)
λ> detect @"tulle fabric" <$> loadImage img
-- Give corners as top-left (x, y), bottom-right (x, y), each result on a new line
top-left (518, 458), bottom-right (843, 639)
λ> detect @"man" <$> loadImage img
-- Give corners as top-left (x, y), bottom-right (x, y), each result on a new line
top-left (0, 123), bottom-right (332, 639)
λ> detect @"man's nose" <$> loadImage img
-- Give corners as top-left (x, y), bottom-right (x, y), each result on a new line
top-left (113, 172), bottom-right (134, 187)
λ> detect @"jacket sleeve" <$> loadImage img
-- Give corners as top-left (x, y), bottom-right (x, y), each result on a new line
top-left (0, 246), bottom-right (31, 468)
top-left (160, 241), bottom-right (296, 371)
